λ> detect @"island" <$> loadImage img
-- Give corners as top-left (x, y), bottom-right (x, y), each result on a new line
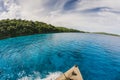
top-left (0, 19), bottom-right (119, 40)
top-left (0, 19), bottom-right (85, 39)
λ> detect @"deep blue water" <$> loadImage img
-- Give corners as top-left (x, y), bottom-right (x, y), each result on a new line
top-left (0, 33), bottom-right (120, 80)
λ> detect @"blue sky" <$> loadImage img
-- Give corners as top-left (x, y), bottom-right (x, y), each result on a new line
top-left (0, 0), bottom-right (120, 34)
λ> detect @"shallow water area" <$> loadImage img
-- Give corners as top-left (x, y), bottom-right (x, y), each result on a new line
top-left (0, 33), bottom-right (120, 80)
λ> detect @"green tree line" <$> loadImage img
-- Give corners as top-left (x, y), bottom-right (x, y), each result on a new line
top-left (0, 19), bottom-right (85, 39)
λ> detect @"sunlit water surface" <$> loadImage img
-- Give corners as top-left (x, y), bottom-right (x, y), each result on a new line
top-left (0, 33), bottom-right (120, 80)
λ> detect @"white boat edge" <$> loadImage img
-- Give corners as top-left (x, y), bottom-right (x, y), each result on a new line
top-left (56, 65), bottom-right (83, 80)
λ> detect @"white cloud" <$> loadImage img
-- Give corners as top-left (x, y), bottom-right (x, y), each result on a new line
top-left (0, 0), bottom-right (120, 34)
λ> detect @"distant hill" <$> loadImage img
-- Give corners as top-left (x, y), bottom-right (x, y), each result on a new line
top-left (0, 19), bottom-right (85, 39)
top-left (93, 32), bottom-right (120, 36)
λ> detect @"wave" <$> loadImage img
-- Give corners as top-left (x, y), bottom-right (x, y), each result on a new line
top-left (18, 71), bottom-right (62, 80)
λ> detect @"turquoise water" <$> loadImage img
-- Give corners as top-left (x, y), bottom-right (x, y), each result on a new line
top-left (0, 33), bottom-right (120, 80)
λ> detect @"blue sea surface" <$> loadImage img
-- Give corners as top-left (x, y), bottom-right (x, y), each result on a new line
top-left (0, 33), bottom-right (120, 80)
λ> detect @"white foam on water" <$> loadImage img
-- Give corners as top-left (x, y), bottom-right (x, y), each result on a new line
top-left (18, 71), bottom-right (62, 80)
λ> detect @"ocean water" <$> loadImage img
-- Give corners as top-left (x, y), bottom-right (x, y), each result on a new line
top-left (0, 33), bottom-right (120, 80)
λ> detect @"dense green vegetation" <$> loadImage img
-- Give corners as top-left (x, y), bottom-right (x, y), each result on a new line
top-left (0, 19), bottom-right (85, 39)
